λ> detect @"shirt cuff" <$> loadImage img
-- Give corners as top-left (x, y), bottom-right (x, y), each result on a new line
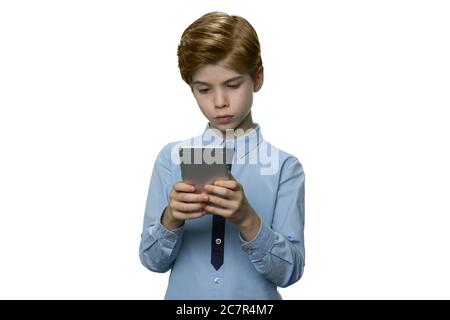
top-left (239, 218), bottom-right (276, 261)
top-left (148, 219), bottom-right (184, 249)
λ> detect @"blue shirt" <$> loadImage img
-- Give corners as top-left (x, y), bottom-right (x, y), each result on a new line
top-left (139, 122), bottom-right (305, 299)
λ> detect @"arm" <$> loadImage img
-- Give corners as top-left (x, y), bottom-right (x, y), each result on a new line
top-left (139, 144), bottom-right (184, 273)
top-left (240, 157), bottom-right (305, 287)
top-left (204, 157), bottom-right (306, 287)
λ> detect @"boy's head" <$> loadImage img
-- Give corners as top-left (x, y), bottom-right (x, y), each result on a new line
top-left (177, 11), bottom-right (264, 136)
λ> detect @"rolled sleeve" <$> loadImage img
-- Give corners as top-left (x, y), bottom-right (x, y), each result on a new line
top-left (239, 156), bottom-right (305, 288)
top-left (240, 219), bottom-right (276, 261)
top-left (139, 143), bottom-right (184, 273)
top-left (150, 218), bottom-right (184, 250)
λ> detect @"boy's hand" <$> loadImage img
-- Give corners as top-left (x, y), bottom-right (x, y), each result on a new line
top-left (204, 172), bottom-right (261, 241)
top-left (162, 182), bottom-right (209, 230)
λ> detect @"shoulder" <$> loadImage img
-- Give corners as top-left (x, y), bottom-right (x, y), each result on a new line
top-left (261, 139), bottom-right (305, 179)
top-left (157, 133), bottom-right (204, 163)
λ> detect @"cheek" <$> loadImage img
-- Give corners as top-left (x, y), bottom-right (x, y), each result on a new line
top-left (194, 95), bottom-right (213, 115)
top-left (193, 93), bottom-right (206, 107)
top-left (232, 87), bottom-right (253, 107)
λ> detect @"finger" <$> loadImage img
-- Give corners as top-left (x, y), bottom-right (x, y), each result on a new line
top-left (171, 200), bottom-right (206, 213)
top-left (174, 181), bottom-right (196, 192)
top-left (172, 209), bottom-right (206, 221)
top-left (204, 204), bottom-right (229, 217)
top-left (213, 179), bottom-right (239, 190)
top-left (207, 194), bottom-right (234, 209)
top-left (176, 192), bottom-right (209, 203)
top-left (204, 184), bottom-right (234, 197)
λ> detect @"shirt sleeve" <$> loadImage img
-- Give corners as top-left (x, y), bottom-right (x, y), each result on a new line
top-left (240, 156), bottom-right (305, 287)
top-left (139, 143), bottom-right (185, 273)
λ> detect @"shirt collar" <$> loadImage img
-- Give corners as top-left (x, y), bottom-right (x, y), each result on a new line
top-left (201, 122), bottom-right (263, 160)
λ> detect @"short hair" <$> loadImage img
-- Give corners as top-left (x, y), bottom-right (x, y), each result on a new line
top-left (177, 11), bottom-right (263, 85)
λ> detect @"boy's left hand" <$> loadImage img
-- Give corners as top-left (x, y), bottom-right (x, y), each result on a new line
top-left (203, 172), bottom-right (260, 231)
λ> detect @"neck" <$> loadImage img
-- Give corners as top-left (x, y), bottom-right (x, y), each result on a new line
top-left (210, 111), bottom-right (255, 139)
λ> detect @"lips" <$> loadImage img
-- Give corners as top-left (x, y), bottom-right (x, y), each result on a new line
top-left (215, 115), bottom-right (234, 124)
top-left (215, 115), bottom-right (234, 119)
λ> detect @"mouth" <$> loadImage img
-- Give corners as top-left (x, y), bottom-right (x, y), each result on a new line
top-left (214, 115), bottom-right (234, 124)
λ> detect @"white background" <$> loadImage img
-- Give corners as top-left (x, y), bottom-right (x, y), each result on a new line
top-left (1, 0), bottom-right (449, 299)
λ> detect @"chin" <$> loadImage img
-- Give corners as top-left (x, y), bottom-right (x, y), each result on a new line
top-left (217, 123), bottom-right (237, 130)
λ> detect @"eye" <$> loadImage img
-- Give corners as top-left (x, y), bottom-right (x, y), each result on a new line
top-left (198, 88), bottom-right (209, 94)
top-left (227, 84), bottom-right (241, 89)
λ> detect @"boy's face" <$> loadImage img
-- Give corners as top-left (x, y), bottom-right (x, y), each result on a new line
top-left (190, 62), bottom-right (263, 137)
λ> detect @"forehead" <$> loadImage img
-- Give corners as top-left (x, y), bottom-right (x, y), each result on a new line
top-left (191, 63), bottom-right (248, 85)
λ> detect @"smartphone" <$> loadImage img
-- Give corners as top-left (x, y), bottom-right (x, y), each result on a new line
top-left (179, 146), bottom-right (234, 193)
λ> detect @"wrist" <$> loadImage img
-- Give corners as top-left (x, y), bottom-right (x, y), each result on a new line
top-left (161, 206), bottom-right (184, 230)
top-left (237, 207), bottom-right (256, 228)
top-left (238, 209), bottom-right (261, 241)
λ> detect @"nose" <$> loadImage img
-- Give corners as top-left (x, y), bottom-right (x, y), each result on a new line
top-left (213, 89), bottom-right (228, 109)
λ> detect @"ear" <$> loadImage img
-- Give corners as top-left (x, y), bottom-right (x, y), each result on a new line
top-left (252, 65), bottom-right (264, 92)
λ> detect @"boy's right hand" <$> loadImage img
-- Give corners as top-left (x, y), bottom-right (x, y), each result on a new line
top-left (162, 182), bottom-right (209, 230)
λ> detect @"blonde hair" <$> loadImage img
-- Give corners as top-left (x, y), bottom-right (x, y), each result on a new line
top-left (177, 11), bottom-right (263, 85)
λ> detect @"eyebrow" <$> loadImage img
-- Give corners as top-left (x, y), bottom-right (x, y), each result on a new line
top-left (191, 75), bottom-right (244, 86)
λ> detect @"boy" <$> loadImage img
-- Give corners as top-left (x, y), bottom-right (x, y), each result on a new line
top-left (139, 11), bottom-right (305, 300)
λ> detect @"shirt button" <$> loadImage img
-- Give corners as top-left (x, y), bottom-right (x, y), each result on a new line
top-left (213, 277), bottom-right (220, 284)
top-left (215, 238), bottom-right (222, 245)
